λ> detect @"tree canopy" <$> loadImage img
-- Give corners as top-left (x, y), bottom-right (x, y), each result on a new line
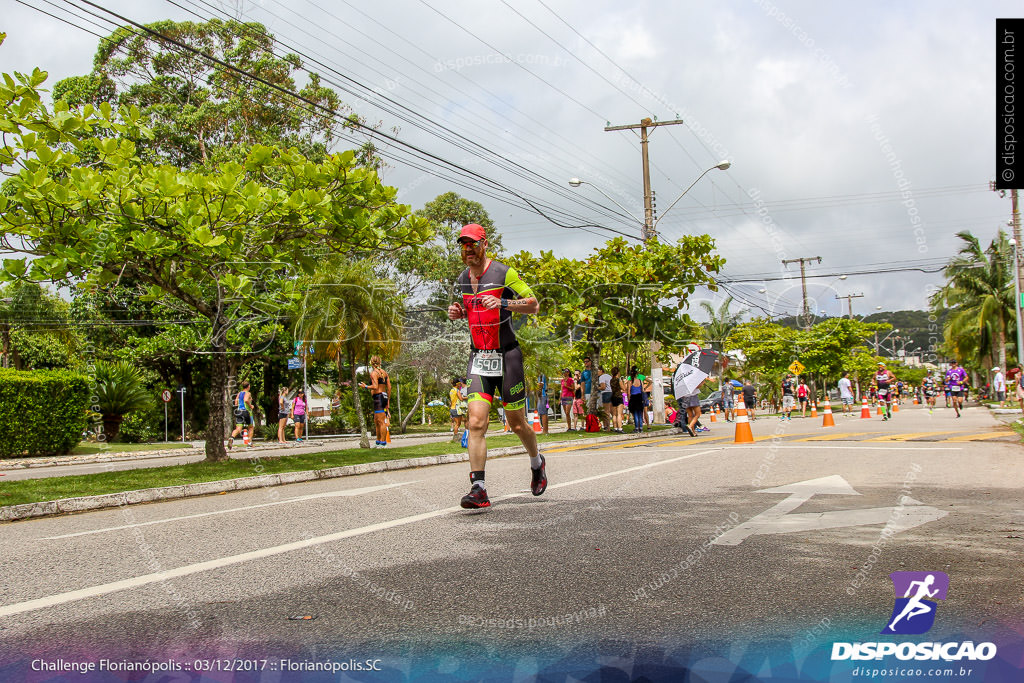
top-left (0, 43), bottom-right (431, 459)
top-left (53, 19), bottom-right (346, 168)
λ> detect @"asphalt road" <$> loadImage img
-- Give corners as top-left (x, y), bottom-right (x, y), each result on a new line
top-left (1, 403), bottom-right (1020, 681)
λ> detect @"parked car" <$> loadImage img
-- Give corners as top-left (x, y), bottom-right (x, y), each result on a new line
top-left (700, 390), bottom-right (725, 413)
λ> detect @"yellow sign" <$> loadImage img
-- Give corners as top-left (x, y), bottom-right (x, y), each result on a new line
top-left (788, 360), bottom-right (805, 375)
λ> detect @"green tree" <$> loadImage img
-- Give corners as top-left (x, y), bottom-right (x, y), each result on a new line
top-left (394, 192), bottom-right (504, 305)
top-left (0, 282), bottom-right (82, 370)
top-left (54, 19), bottom-right (345, 168)
top-left (700, 296), bottom-right (748, 351)
top-left (296, 258), bottom-right (405, 448)
top-left (0, 49), bottom-right (431, 461)
top-left (509, 236), bottom-right (724, 372)
top-left (930, 230), bottom-right (1015, 372)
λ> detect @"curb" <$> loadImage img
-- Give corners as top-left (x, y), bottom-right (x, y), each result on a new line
top-left (0, 430), bottom-right (676, 523)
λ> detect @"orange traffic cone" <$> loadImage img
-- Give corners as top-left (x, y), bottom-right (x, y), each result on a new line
top-left (822, 399), bottom-right (835, 427)
top-left (861, 397), bottom-right (872, 419)
top-left (876, 402), bottom-right (884, 416)
top-left (893, 400), bottom-right (900, 413)
top-left (710, 406), bottom-right (717, 423)
top-left (532, 411), bottom-right (542, 433)
top-left (733, 396), bottom-right (754, 443)
top-left (242, 427), bottom-right (251, 446)
top-left (810, 401), bottom-right (818, 418)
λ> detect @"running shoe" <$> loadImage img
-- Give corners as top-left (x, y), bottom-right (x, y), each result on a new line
top-left (460, 484), bottom-right (490, 509)
top-left (531, 455), bottom-right (548, 496)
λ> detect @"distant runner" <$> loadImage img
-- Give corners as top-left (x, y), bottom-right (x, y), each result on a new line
top-left (921, 375), bottom-right (938, 413)
top-left (447, 223), bottom-right (546, 509)
top-left (945, 361), bottom-right (968, 418)
top-left (875, 362), bottom-right (896, 421)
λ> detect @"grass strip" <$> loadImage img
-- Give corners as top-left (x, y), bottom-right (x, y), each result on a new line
top-left (0, 427), bottom-right (669, 508)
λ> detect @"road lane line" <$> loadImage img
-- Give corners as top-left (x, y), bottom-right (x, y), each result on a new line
top-left (745, 445), bottom-right (962, 451)
top-left (861, 432), bottom-right (958, 442)
top-left (42, 482), bottom-right (418, 540)
top-left (943, 431), bottom-right (1015, 442)
top-left (2, 448), bottom-right (722, 619)
top-left (791, 433), bottom-right (859, 442)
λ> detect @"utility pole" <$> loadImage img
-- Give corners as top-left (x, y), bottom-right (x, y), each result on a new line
top-left (604, 118), bottom-right (685, 242)
top-left (991, 182), bottom-right (1023, 365)
top-left (835, 293), bottom-right (865, 319)
top-left (604, 117), bottom-right (686, 424)
top-left (782, 256), bottom-right (822, 329)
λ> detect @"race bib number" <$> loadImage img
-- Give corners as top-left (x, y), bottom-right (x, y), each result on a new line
top-left (470, 351), bottom-right (504, 377)
top-left (877, 388), bottom-right (888, 396)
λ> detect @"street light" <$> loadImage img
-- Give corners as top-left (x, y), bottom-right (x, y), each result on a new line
top-left (651, 161), bottom-right (731, 235)
top-left (567, 178), bottom-right (645, 228)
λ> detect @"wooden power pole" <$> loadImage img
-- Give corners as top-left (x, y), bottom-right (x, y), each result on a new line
top-left (782, 256), bottom-right (822, 329)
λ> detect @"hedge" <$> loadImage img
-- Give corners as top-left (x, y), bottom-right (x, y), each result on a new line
top-left (0, 368), bottom-right (90, 458)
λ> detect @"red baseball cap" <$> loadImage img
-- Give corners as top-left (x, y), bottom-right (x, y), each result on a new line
top-left (458, 223), bottom-right (486, 242)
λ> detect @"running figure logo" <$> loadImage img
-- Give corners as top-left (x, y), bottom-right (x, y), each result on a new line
top-left (881, 571), bottom-right (949, 635)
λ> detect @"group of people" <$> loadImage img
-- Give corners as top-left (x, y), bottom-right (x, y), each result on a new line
top-left (551, 362), bottom-right (656, 435)
top-left (228, 381), bottom-right (308, 448)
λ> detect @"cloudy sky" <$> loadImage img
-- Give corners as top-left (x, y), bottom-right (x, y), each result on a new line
top-left (1, 0), bottom-right (1017, 321)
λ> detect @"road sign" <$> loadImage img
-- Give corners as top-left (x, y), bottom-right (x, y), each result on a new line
top-left (788, 360), bottom-right (805, 375)
top-left (288, 358), bottom-right (305, 370)
top-left (161, 390), bottom-right (172, 403)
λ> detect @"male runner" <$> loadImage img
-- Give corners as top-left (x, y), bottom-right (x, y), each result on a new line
top-left (945, 360), bottom-right (968, 418)
top-left (447, 223), bottom-right (546, 509)
top-left (780, 373), bottom-right (795, 420)
top-left (921, 374), bottom-right (938, 413)
top-left (875, 362), bottom-right (896, 421)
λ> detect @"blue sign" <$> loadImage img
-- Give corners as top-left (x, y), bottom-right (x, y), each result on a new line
top-left (287, 358), bottom-right (304, 370)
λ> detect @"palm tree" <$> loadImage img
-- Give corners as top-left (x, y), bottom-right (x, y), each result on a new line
top-left (296, 258), bottom-right (404, 448)
top-left (930, 230), bottom-right (1015, 371)
top-left (700, 296), bottom-right (748, 351)
top-left (94, 360), bottom-right (156, 442)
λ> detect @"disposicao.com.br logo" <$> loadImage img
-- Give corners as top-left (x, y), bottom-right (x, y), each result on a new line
top-left (831, 571), bottom-right (998, 662)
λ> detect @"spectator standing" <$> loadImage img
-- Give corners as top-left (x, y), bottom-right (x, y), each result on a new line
top-left (358, 355), bottom-right (392, 448)
top-left (290, 388), bottom-right (307, 442)
top-left (722, 380), bottom-right (735, 422)
top-left (609, 367), bottom-right (624, 433)
top-left (536, 374), bottom-right (550, 435)
top-left (1015, 365), bottom-right (1024, 416)
top-left (838, 372), bottom-right (854, 415)
top-left (581, 357), bottom-right (595, 414)
top-left (742, 379), bottom-right (757, 421)
top-left (559, 369), bottom-right (575, 430)
top-left (277, 386), bottom-right (292, 444)
top-left (797, 378), bottom-right (810, 417)
top-left (449, 378), bottom-right (467, 443)
top-left (597, 366), bottom-right (612, 430)
top-left (627, 366), bottom-right (646, 434)
top-left (992, 367), bottom-right (1006, 405)
top-left (572, 370), bottom-right (585, 430)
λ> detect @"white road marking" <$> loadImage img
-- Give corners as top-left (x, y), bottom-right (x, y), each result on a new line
top-left (42, 482), bottom-right (418, 540)
top-left (713, 475), bottom-right (947, 546)
top-left (3, 449), bottom-right (721, 619)
top-left (727, 445), bottom-right (962, 451)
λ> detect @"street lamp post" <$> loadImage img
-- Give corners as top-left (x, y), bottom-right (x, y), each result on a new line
top-left (569, 161), bottom-right (731, 424)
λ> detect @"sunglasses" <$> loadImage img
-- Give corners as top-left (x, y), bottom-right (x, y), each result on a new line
top-left (458, 239), bottom-right (483, 249)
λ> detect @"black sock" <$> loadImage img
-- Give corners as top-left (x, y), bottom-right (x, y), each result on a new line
top-left (470, 471), bottom-right (486, 489)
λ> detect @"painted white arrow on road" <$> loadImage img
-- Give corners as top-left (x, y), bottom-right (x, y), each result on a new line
top-left (713, 475), bottom-right (947, 546)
